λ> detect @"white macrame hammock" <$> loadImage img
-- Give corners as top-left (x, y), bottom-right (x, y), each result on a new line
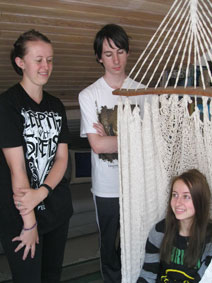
top-left (113, 0), bottom-right (212, 282)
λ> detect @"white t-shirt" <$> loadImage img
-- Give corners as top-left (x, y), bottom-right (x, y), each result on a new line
top-left (79, 76), bottom-right (147, 197)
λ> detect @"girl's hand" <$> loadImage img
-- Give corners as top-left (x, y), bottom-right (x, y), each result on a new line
top-left (12, 226), bottom-right (39, 260)
top-left (13, 188), bottom-right (44, 215)
top-left (93, 122), bottom-right (107, 136)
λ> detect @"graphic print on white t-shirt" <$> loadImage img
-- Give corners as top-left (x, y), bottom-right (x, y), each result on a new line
top-left (98, 105), bottom-right (118, 163)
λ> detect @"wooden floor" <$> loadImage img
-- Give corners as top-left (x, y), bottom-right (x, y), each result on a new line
top-left (63, 271), bottom-right (102, 283)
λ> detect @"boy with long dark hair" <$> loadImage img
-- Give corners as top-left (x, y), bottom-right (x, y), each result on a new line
top-left (79, 24), bottom-right (146, 282)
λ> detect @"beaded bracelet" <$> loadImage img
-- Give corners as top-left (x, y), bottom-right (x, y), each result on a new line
top-left (23, 222), bottom-right (37, 231)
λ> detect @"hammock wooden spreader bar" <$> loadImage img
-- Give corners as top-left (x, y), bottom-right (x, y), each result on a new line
top-left (113, 87), bottom-right (212, 97)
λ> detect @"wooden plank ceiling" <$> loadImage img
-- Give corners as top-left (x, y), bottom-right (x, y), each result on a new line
top-left (0, 0), bottom-right (173, 108)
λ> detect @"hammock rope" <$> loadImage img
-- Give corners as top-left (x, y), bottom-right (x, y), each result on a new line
top-left (114, 0), bottom-right (212, 96)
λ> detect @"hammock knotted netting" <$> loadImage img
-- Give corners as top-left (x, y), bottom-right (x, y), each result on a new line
top-left (113, 0), bottom-right (212, 282)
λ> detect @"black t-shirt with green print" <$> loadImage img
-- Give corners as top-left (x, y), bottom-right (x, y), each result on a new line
top-left (139, 219), bottom-right (212, 283)
top-left (159, 233), bottom-right (201, 282)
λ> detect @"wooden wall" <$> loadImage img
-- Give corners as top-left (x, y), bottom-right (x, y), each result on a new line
top-left (0, 0), bottom-right (173, 107)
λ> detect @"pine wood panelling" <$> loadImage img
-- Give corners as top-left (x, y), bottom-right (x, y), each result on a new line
top-left (0, 0), bottom-right (174, 107)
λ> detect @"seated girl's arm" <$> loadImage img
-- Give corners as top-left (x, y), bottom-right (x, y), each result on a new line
top-left (2, 146), bottom-right (39, 260)
top-left (198, 241), bottom-right (212, 282)
top-left (137, 222), bottom-right (164, 283)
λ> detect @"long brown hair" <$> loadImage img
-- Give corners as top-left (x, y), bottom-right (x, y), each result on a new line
top-left (160, 169), bottom-right (211, 267)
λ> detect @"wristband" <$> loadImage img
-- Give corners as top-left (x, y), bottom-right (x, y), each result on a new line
top-left (40, 183), bottom-right (53, 197)
top-left (23, 222), bottom-right (37, 231)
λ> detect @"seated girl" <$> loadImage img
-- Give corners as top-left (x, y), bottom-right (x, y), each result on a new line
top-left (137, 169), bottom-right (212, 283)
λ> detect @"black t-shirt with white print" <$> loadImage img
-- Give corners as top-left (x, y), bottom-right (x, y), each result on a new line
top-left (0, 83), bottom-right (73, 234)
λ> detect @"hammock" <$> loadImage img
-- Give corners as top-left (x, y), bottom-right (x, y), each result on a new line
top-left (114, 0), bottom-right (212, 96)
top-left (113, 0), bottom-right (212, 282)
